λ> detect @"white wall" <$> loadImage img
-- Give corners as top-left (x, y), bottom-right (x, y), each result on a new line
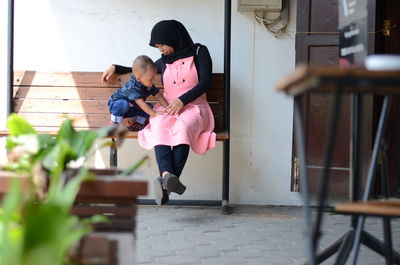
top-left (230, 0), bottom-right (300, 205)
top-left (0, 0), bottom-right (10, 164)
top-left (1, 0), bottom-right (301, 205)
top-left (0, 0), bottom-right (9, 131)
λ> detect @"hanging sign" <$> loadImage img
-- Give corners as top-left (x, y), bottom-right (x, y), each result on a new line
top-left (338, 0), bottom-right (367, 28)
top-left (338, 0), bottom-right (368, 67)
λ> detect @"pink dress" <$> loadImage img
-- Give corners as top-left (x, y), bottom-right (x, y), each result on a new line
top-left (138, 56), bottom-right (216, 155)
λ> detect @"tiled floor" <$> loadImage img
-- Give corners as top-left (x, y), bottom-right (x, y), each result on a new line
top-left (104, 205), bottom-right (400, 264)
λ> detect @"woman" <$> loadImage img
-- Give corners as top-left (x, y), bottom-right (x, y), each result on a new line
top-left (102, 20), bottom-right (216, 205)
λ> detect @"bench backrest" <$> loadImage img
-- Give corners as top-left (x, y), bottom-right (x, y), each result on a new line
top-left (12, 71), bottom-right (225, 133)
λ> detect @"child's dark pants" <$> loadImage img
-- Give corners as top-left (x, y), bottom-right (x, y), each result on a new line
top-left (108, 99), bottom-right (150, 118)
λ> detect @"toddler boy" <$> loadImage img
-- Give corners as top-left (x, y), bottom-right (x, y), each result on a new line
top-left (108, 55), bottom-right (168, 131)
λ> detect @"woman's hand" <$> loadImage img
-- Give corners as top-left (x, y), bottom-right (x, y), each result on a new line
top-left (101, 65), bottom-right (116, 83)
top-left (154, 110), bottom-right (165, 116)
top-left (165, 99), bottom-right (184, 115)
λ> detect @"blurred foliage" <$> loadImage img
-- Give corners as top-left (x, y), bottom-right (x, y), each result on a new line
top-left (0, 114), bottom-right (144, 265)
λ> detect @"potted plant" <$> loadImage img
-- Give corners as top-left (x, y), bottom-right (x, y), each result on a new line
top-left (0, 114), bottom-right (146, 265)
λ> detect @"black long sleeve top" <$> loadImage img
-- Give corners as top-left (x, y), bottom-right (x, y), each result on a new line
top-left (114, 45), bottom-right (212, 105)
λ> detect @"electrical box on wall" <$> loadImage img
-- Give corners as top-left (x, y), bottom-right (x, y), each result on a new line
top-left (237, 0), bottom-right (282, 12)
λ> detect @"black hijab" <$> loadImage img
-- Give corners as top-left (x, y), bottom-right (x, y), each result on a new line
top-left (149, 20), bottom-right (200, 64)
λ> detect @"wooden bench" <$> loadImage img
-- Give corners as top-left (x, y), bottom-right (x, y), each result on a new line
top-left (1, 71), bottom-right (231, 213)
top-left (0, 169), bottom-right (147, 232)
top-left (75, 236), bottom-right (118, 265)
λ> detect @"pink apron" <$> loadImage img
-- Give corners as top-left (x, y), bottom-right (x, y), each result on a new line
top-left (138, 56), bottom-right (216, 155)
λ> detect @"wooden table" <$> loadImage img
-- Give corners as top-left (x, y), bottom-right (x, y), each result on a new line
top-left (277, 64), bottom-right (400, 265)
top-left (276, 64), bottom-right (400, 96)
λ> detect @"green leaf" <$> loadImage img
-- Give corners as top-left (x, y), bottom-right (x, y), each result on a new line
top-left (58, 216), bottom-right (92, 256)
top-left (3, 153), bottom-right (33, 173)
top-left (6, 114), bottom-right (37, 136)
top-left (48, 168), bottom-right (94, 209)
top-left (22, 204), bottom-right (65, 250)
top-left (0, 179), bottom-right (23, 265)
top-left (71, 131), bottom-right (98, 158)
top-left (100, 140), bottom-right (114, 148)
top-left (37, 134), bottom-right (56, 149)
top-left (56, 120), bottom-right (75, 143)
top-left (42, 141), bottom-right (77, 181)
top-left (96, 125), bottom-right (115, 138)
top-left (119, 155), bottom-right (149, 176)
top-left (5, 135), bottom-right (19, 150)
top-left (32, 134), bottom-right (57, 166)
top-left (5, 135), bottom-right (40, 153)
top-left (1, 179), bottom-right (23, 213)
top-left (21, 203), bottom-right (86, 265)
top-left (21, 245), bottom-right (60, 265)
top-left (82, 214), bottom-right (110, 225)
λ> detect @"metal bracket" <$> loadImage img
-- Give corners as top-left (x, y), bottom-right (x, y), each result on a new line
top-left (383, 20), bottom-right (391, 37)
top-left (292, 156), bottom-right (300, 192)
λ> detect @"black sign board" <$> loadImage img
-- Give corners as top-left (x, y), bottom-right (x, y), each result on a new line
top-left (338, 0), bottom-right (368, 66)
top-left (339, 19), bottom-right (367, 67)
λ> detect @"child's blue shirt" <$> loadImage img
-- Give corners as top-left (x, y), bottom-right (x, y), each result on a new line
top-left (110, 75), bottom-right (159, 102)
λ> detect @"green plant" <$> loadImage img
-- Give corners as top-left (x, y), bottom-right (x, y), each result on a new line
top-left (0, 114), bottom-right (146, 265)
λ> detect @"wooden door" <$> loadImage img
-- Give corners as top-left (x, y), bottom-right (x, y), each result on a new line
top-left (293, 0), bottom-right (375, 202)
top-left (374, 0), bottom-right (400, 197)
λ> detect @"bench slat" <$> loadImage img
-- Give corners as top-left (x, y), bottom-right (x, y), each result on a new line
top-left (14, 99), bottom-right (108, 114)
top-left (14, 99), bottom-right (224, 116)
top-left (78, 179), bottom-right (147, 199)
top-left (14, 86), bottom-right (224, 102)
top-left (14, 71), bottom-right (224, 90)
top-left (14, 71), bottom-right (129, 87)
top-left (18, 113), bottom-right (110, 128)
top-left (12, 113), bottom-right (225, 133)
top-left (72, 205), bottom-right (135, 217)
top-left (0, 128), bottom-right (229, 140)
top-left (14, 86), bottom-right (115, 100)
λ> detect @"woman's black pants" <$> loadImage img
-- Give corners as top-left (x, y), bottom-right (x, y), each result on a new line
top-left (154, 144), bottom-right (190, 178)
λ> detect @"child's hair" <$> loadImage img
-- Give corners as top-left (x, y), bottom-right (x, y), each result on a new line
top-left (132, 55), bottom-right (156, 75)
